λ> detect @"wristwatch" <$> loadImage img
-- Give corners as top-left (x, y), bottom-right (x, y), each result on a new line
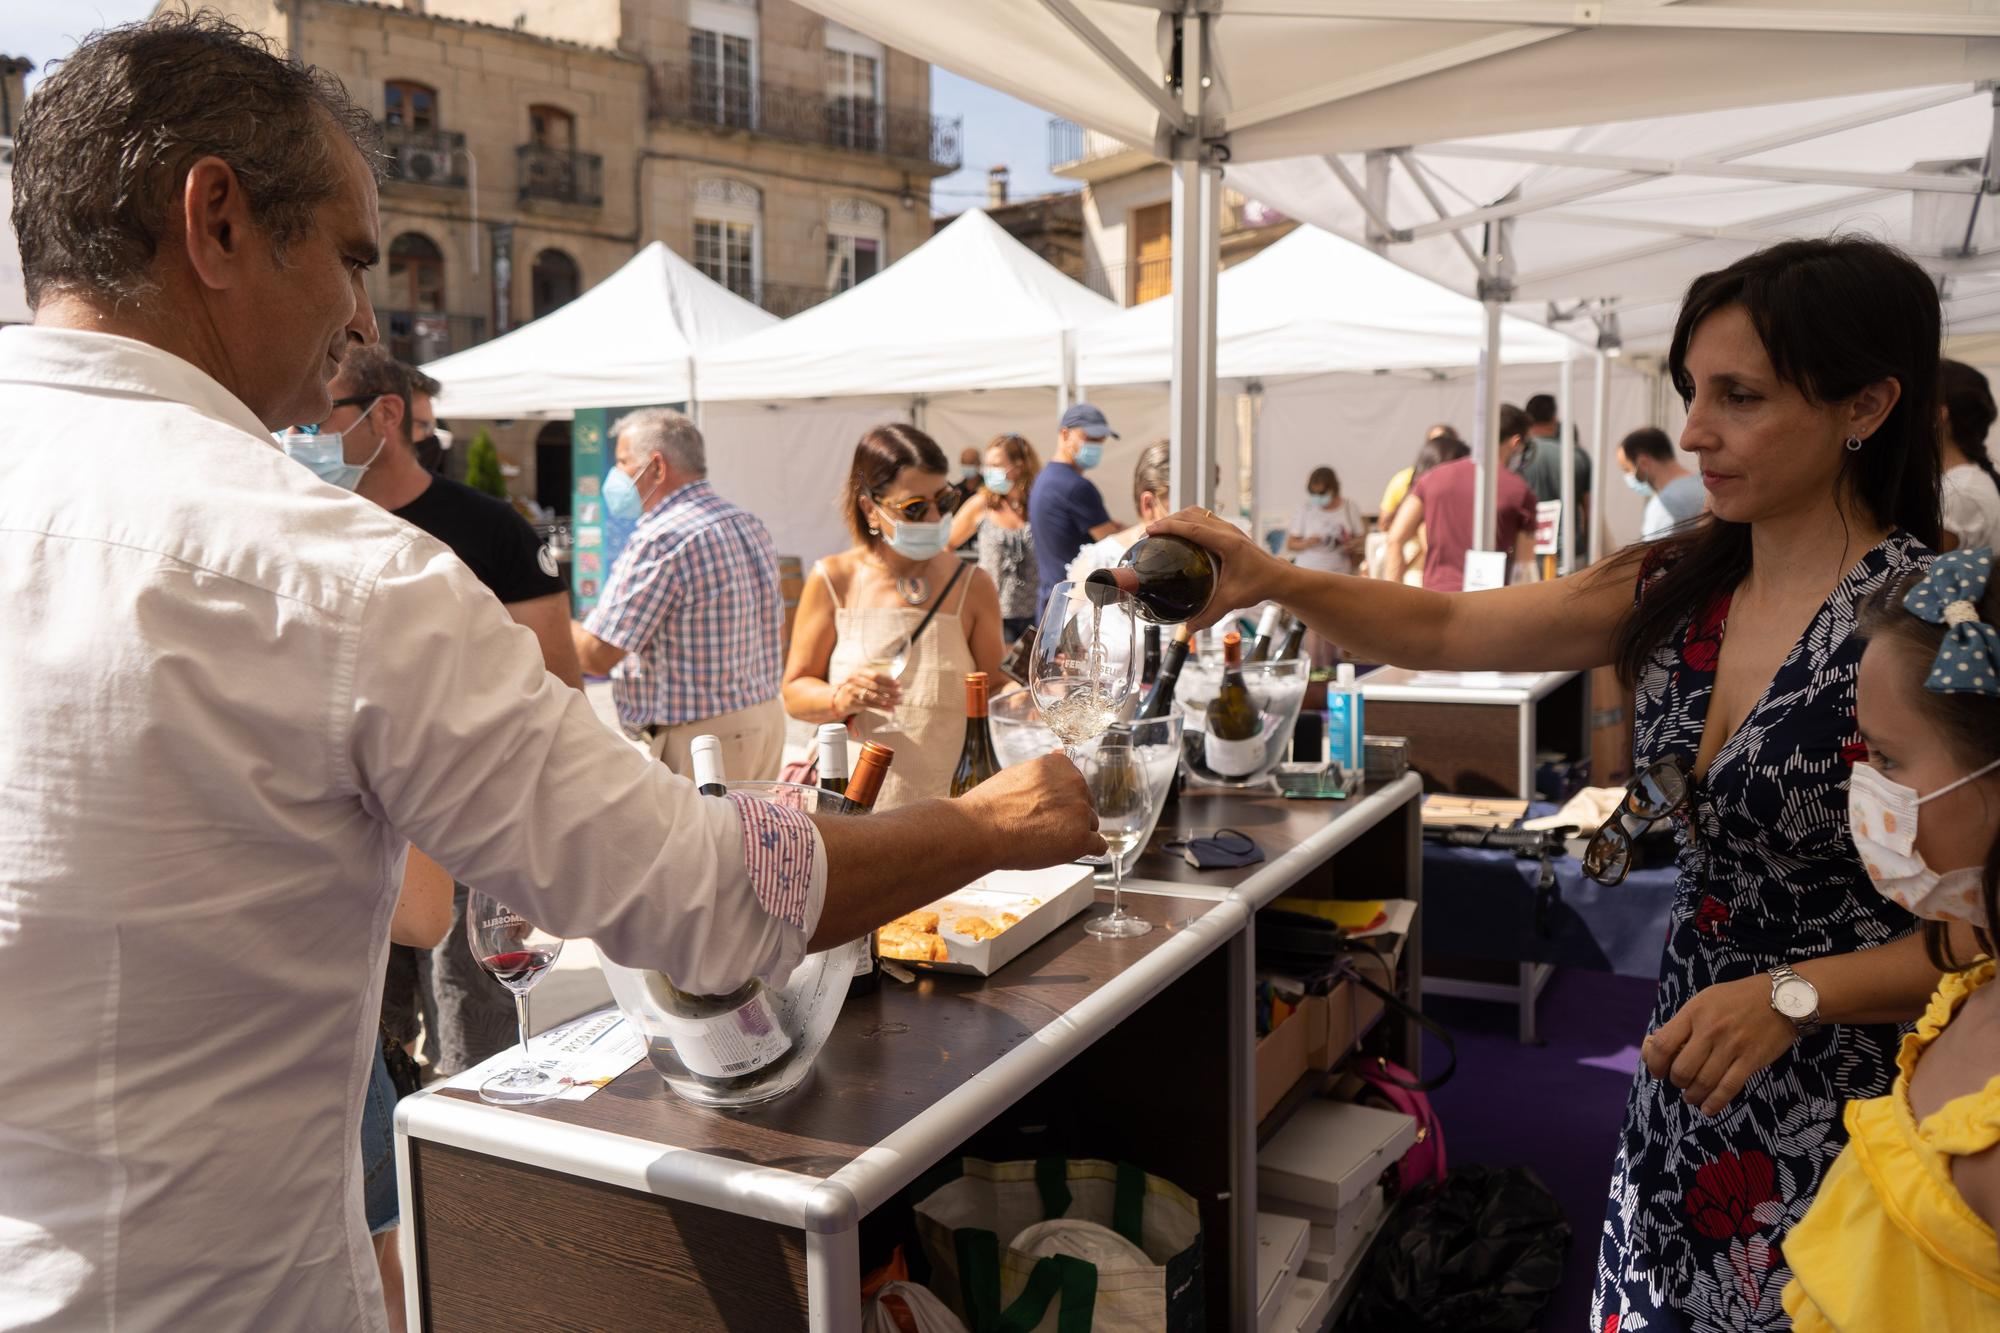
top-left (1769, 964), bottom-right (1822, 1037)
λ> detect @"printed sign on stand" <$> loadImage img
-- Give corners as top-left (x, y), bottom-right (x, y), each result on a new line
top-left (1534, 501), bottom-right (1563, 556)
top-left (1462, 549), bottom-right (1508, 592)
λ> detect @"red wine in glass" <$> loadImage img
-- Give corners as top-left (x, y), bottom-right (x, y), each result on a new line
top-left (466, 890), bottom-right (565, 1105)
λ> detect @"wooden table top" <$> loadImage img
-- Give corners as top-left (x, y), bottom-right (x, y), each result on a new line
top-left (1125, 785), bottom-right (1349, 889)
top-left (437, 887), bottom-right (1224, 1178)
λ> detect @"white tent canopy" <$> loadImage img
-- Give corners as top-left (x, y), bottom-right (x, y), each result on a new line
top-left (696, 210), bottom-right (1118, 401)
top-left (1078, 224), bottom-right (1576, 387)
top-left (420, 241), bottom-right (775, 418)
top-left (1224, 82), bottom-right (2000, 329)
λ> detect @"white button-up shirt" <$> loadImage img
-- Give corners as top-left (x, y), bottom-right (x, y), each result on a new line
top-left (0, 328), bottom-right (826, 1330)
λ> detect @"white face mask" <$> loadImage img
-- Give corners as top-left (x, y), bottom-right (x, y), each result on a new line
top-left (1849, 758), bottom-right (2000, 924)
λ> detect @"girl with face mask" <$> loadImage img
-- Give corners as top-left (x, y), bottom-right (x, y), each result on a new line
top-left (1781, 548), bottom-right (2000, 1329)
top-left (947, 433), bottom-right (1041, 645)
top-left (781, 424), bottom-right (1007, 810)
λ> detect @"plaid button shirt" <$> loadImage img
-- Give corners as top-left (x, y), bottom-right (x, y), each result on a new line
top-left (583, 481), bottom-right (785, 732)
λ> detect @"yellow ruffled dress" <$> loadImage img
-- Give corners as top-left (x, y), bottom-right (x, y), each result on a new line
top-left (1782, 960), bottom-right (2000, 1330)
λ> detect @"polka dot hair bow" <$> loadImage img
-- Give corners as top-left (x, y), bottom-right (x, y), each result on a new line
top-left (1903, 547), bottom-right (2000, 696)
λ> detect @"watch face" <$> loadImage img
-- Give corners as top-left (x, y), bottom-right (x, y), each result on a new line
top-left (1775, 977), bottom-right (1817, 1019)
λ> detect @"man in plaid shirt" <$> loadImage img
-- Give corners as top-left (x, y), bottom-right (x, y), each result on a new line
top-left (572, 408), bottom-right (789, 780)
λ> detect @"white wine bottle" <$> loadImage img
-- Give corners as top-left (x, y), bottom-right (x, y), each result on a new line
top-left (815, 723), bottom-right (850, 797)
top-left (651, 739), bottom-right (795, 1089)
top-left (1203, 631), bottom-right (1266, 777)
top-left (949, 672), bottom-right (1002, 797)
top-left (1245, 605), bottom-right (1283, 663)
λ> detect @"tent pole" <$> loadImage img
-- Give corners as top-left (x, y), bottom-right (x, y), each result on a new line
top-left (1592, 349), bottom-right (1613, 558)
top-left (1557, 339), bottom-right (1575, 575)
top-left (1167, 8), bottom-right (1218, 513)
top-left (686, 356), bottom-right (701, 430)
top-left (1473, 290), bottom-right (1503, 551)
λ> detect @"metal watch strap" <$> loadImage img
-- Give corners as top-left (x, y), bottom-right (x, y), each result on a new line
top-left (1769, 963), bottom-right (1822, 1037)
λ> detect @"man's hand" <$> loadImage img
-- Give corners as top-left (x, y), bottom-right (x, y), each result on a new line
top-left (957, 753), bottom-right (1106, 867)
top-left (1641, 975), bottom-right (1799, 1118)
top-left (1145, 508), bottom-right (1291, 631)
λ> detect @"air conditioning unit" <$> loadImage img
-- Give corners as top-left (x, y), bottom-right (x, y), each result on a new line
top-left (395, 142), bottom-right (456, 185)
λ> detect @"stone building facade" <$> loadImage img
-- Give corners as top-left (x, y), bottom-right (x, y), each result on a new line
top-left (199, 0), bottom-right (957, 507)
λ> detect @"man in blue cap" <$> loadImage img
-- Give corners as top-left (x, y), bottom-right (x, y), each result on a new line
top-left (1030, 402), bottom-right (1123, 614)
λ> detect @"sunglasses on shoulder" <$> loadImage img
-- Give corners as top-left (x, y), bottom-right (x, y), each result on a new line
top-left (872, 488), bottom-right (964, 523)
top-left (1581, 754), bottom-right (1693, 885)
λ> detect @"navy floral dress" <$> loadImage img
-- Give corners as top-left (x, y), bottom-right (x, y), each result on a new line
top-left (1591, 535), bottom-right (1927, 1333)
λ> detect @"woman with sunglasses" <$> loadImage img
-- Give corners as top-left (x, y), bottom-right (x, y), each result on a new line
top-left (1151, 237), bottom-right (1947, 1333)
top-left (784, 424), bottom-right (1006, 811)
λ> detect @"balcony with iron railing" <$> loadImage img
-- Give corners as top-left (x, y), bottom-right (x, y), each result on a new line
top-left (649, 64), bottom-right (962, 174)
top-left (517, 144), bottom-right (604, 208)
top-left (1048, 118), bottom-right (1153, 182)
top-left (381, 309), bottom-right (486, 365)
top-left (379, 123), bottom-right (468, 189)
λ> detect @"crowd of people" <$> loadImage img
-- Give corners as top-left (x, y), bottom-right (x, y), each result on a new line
top-left (11, 14), bottom-right (2000, 1333)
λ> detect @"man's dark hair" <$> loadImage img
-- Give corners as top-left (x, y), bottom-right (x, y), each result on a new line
top-left (1620, 427), bottom-right (1676, 465)
top-left (408, 365), bottom-right (443, 400)
top-left (12, 11), bottom-right (380, 308)
top-left (1524, 393), bottom-right (1558, 425)
top-left (1499, 402), bottom-right (1530, 442)
top-left (336, 344), bottom-right (417, 446)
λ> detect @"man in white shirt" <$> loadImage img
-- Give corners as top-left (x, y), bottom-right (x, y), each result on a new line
top-left (0, 17), bottom-right (1099, 1331)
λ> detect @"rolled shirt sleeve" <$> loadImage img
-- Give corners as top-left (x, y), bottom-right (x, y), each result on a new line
top-left (582, 524), bottom-right (683, 655)
top-left (345, 531), bottom-right (824, 993)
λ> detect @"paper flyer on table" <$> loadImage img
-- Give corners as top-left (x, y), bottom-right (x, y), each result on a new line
top-left (442, 1006), bottom-right (645, 1102)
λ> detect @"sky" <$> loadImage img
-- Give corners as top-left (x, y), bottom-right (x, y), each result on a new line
top-left (7, 2), bottom-right (1077, 217)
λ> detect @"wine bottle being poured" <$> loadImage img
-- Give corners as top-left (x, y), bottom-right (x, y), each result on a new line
top-left (1084, 534), bottom-right (1218, 625)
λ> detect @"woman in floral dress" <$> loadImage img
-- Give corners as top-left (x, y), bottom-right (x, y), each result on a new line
top-left (1147, 235), bottom-right (1951, 1332)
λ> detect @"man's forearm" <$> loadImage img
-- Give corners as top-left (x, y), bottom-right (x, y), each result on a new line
top-left (806, 799), bottom-right (997, 949)
top-left (571, 621), bottom-right (626, 676)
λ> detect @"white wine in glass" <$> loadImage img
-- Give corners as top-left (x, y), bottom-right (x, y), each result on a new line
top-left (1084, 728), bottom-right (1154, 939)
top-left (1029, 580), bottom-right (1140, 761)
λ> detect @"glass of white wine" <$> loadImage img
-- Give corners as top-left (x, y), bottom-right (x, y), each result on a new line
top-left (1029, 581), bottom-right (1140, 762)
top-left (1084, 727), bottom-right (1154, 939)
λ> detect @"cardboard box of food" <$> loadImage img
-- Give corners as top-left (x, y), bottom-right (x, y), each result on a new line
top-left (1254, 993), bottom-right (1328, 1122)
top-left (877, 865), bottom-right (1096, 976)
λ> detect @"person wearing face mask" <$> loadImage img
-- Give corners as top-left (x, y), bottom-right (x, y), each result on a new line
top-left (956, 445), bottom-right (985, 503)
top-left (1028, 401), bottom-right (1123, 616)
top-left (407, 366), bottom-right (453, 476)
top-left (1286, 466), bottom-right (1366, 575)
top-left (1618, 426), bottom-right (1707, 541)
top-left (947, 432), bottom-right (1040, 644)
top-left (1780, 549), bottom-right (2000, 1329)
top-left (572, 407), bottom-right (790, 783)
top-left (784, 424), bottom-right (1006, 810)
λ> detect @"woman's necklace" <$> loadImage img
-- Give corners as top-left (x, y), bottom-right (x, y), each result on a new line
top-left (869, 553), bottom-right (931, 606)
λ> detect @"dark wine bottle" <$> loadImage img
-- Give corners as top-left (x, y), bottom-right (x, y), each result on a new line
top-left (949, 673), bottom-right (1002, 797)
top-left (1083, 534), bottom-right (1218, 624)
top-left (1276, 614), bottom-right (1307, 663)
top-left (690, 734), bottom-right (727, 797)
top-left (815, 723), bottom-right (849, 797)
top-left (1245, 605), bottom-right (1283, 664)
top-left (1203, 631), bottom-right (1265, 777)
top-left (844, 741), bottom-right (895, 999)
top-left (1138, 624), bottom-right (1192, 721)
top-left (1142, 624), bottom-right (1162, 687)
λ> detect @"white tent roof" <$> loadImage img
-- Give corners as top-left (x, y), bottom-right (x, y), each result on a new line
top-left (696, 209), bottom-right (1118, 401)
top-left (0, 158), bottom-right (30, 325)
top-left (421, 241), bottom-right (775, 417)
top-left (1079, 224), bottom-right (1575, 386)
top-left (797, 2), bottom-right (2000, 166)
top-left (1225, 82), bottom-right (2000, 324)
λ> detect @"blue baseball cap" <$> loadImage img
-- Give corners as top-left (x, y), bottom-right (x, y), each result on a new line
top-left (1059, 402), bottom-right (1119, 440)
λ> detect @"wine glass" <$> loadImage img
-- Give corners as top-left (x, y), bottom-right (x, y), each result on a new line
top-left (860, 621), bottom-right (913, 690)
top-left (1084, 728), bottom-right (1155, 939)
top-left (465, 890), bottom-right (566, 1105)
top-left (1029, 580), bottom-right (1141, 762)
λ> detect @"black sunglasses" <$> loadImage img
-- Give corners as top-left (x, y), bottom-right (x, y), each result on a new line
top-left (871, 488), bottom-right (964, 523)
top-left (1581, 754), bottom-right (1692, 885)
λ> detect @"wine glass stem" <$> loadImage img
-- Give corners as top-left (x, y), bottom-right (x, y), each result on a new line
top-left (1111, 848), bottom-right (1125, 917)
top-left (514, 992), bottom-right (532, 1064)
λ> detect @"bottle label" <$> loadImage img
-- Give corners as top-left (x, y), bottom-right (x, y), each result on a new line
top-left (1204, 730), bottom-right (1265, 777)
top-left (655, 990), bottom-right (794, 1079)
top-left (1328, 694), bottom-right (1366, 770)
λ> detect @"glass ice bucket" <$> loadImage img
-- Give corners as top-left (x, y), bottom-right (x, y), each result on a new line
top-left (1172, 653), bottom-right (1312, 789)
top-left (987, 687), bottom-right (1185, 878)
top-left (599, 781), bottom-right (864, 1109)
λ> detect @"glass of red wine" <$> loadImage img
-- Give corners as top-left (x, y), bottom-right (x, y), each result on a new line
top-left (465, 889), bottom-right (566, 1105)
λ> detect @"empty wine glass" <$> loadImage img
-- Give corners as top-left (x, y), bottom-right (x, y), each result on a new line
top-left (465, 890), bottom-right (566, 1105)
top-left (1030, 580), bottom-right (1140, 762)
top-left (1084, 728), bottom-right (1154, 939)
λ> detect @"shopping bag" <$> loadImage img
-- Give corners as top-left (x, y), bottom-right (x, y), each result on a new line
top-left (913, 1157), bottom-right (1204, 1333)
top-left (864, 1280), bottom-right (971, 1333)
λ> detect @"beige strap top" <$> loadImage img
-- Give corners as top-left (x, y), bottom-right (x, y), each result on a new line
top-left (821, 564), bottom-right (978, 812)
